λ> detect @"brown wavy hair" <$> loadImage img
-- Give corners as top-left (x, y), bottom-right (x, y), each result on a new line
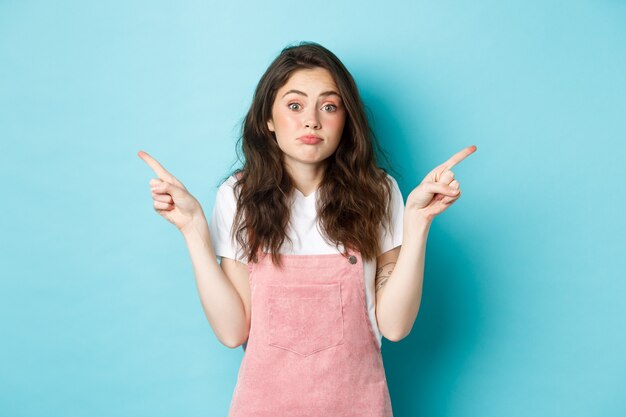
top-left (223, 41), bottom-right (398, 267)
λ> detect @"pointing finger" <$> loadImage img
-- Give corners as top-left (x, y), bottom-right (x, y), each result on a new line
top-left (440, 145), bottom-right (477, 171)
top-left (138, 150), bottom-right (175, 181)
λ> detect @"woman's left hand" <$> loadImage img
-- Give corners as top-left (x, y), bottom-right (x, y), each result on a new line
top-left (405, 145), bottom-right (477, 222)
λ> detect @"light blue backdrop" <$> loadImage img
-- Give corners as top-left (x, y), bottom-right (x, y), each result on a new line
top-left (1, 1), bottom-right (624, 416)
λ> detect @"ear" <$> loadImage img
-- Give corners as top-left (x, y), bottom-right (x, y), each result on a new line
top-left (267, 118), bottom-right (275, 132)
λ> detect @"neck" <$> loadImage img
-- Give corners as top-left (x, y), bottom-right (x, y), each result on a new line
top-left (284, 160), bottom-right (326, 197)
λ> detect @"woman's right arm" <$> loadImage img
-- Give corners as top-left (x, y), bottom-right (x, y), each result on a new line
top-left (181, 215), bottom-right (250, 349)
top-left (138, 150), bottom-right (250, 348)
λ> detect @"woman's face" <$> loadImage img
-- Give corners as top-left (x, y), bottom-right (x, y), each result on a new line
top-left (267, 67), bottom-right (346, 173)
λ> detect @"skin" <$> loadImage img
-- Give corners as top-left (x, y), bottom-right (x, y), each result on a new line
top-left (267, 67), bottom-right (346, 197)
top-left (374, 145), bottom-right (477, 340)
top-left (138, 77), bottom-right (477, 345)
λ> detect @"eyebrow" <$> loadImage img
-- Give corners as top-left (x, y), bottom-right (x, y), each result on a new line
top-left (281, 89), bottom-right (341, 99)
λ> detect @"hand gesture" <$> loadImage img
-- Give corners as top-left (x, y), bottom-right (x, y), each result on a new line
top-left (406, 145), bottom-right (477, 222)
top-left (138, 150), bottom-right (204, 232)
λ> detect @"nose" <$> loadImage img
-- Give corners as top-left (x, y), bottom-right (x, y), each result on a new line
top-left (303, 109), bottom-right (320, 129)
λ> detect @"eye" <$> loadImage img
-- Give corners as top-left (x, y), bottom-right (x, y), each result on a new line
top-left (322, 104), bottom-right (337, 112)
top-left (288, 102), bottom-right (302, 111)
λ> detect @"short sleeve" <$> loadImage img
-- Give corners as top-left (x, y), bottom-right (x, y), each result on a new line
top-left (208, 175), bottom-right (248, 264)
top-left (378, 174), bottom-right (404, 255)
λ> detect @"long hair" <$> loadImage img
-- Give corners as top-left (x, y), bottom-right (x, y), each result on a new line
top-left (226, 41), bottom-right (397, 267)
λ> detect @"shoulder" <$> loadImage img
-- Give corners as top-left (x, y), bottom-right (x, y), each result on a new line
top-left (382, 172), bottom-right (403, 201)
top-left (208, 174), bottom-right (249, 264)
top-left (377, 172), bottom-right (404, 254)
top-left (218, 173), bottom-right (239, 191)
top-left (215, 174), bottom-right (240, 201)
top-left (382, 171), bottom-right (400, 185)
top-left (380, 171), bottom-right (404, 228)
top-left (385, 172), bottom-right (399, 187)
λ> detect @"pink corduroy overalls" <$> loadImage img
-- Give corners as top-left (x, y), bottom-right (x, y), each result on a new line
top-left (227, 248), bottom-right (394, 417)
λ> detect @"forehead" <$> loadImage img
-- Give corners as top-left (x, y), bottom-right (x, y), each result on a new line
top-left (278, 67), bottom-right (339, 94)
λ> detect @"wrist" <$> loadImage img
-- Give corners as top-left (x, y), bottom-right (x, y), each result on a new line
top-left (403, 210), bottom-right (432, 235)
top-left (181, 213), bottom-right (209, 239)
top-left (404, 208), bottom-right (433, 225)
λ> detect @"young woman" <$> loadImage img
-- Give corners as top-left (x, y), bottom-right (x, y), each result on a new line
top-left (138, 42), bottom-right (476, 416)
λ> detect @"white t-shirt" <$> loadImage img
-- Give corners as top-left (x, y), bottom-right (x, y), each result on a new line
top-left (208, 173), bottom-right (405, 348)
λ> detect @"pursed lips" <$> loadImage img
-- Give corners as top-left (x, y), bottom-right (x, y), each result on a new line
top-left (298, 135), bottom-right (322, 144)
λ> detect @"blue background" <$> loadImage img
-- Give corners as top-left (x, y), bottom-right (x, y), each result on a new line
top-left (1, 1), bottom-right (625, 416)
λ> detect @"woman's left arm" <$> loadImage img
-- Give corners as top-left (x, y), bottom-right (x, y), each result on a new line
top-left (376, 145), bottom-right (477, 341)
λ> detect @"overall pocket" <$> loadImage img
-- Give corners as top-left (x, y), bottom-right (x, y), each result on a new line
top-left (267, 283), bottom-right (344, 357)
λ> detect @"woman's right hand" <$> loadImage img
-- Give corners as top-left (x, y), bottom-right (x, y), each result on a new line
top-left (138, 150), bottom-right (204, 233)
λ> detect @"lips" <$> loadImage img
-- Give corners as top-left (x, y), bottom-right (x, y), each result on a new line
top-left (298, 135), bottom-right (322, 144)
